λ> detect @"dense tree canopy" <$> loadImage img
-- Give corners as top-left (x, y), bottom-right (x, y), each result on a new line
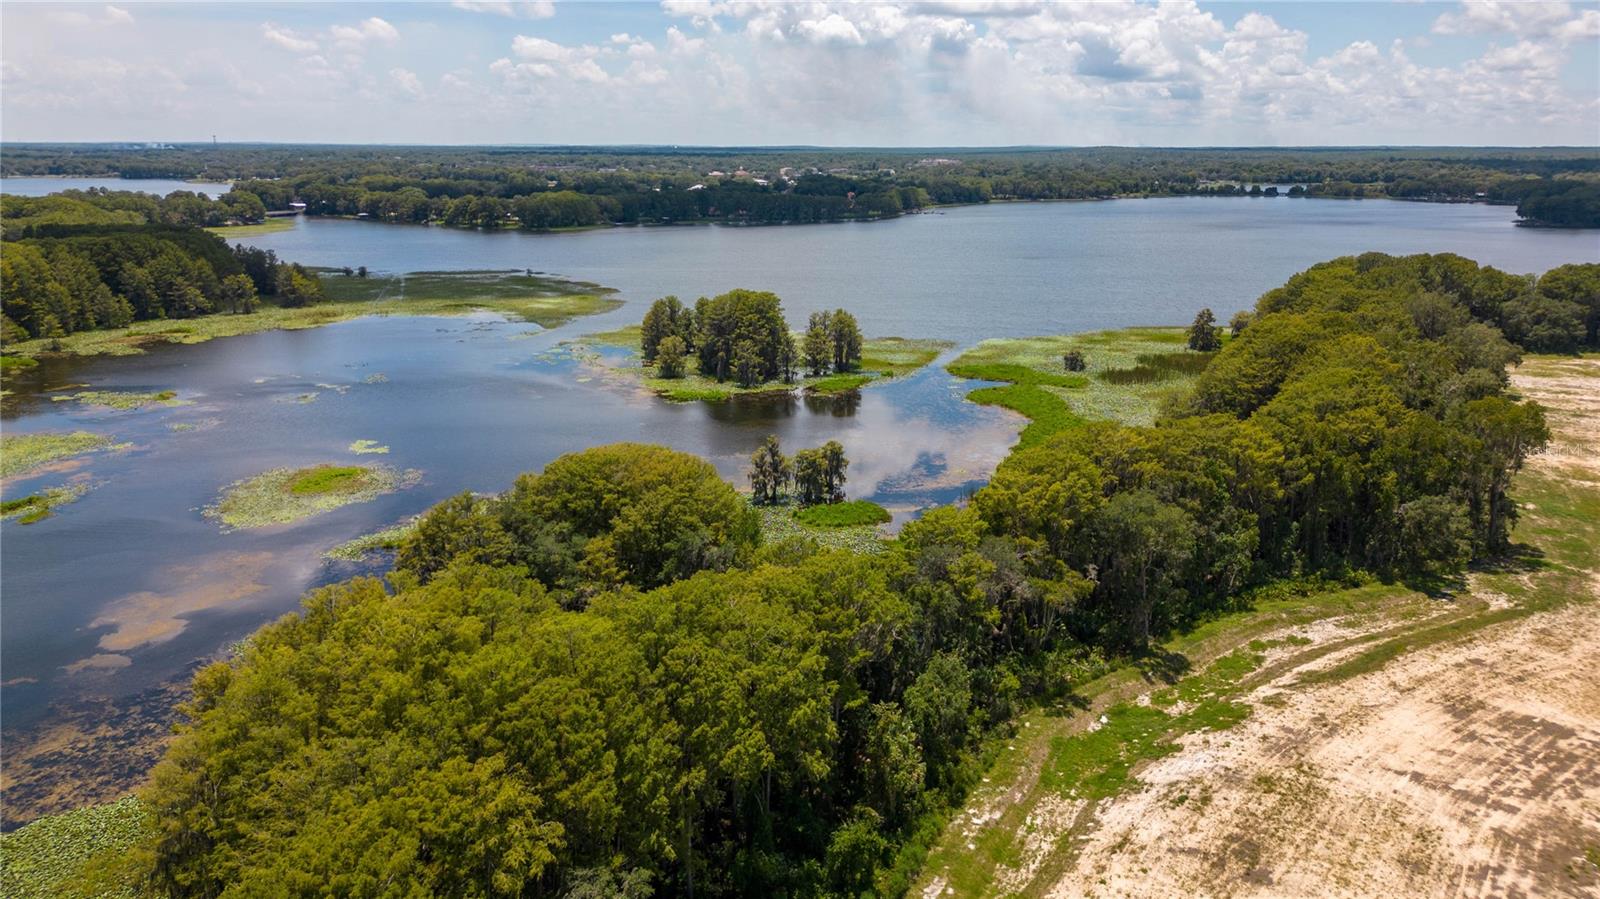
top-left (0, 225), bottom-right (323, 341)
top-left (128, 253), bottom-right (1557, 898)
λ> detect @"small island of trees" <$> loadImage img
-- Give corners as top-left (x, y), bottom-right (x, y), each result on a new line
top-left (639, 290), bottom-right (863, 388)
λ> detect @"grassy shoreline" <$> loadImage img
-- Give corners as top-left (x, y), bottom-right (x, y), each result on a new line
top-left (3, 271), bottom-right (621, 361)
top-left (947, 327), bottom-right (1225, 444)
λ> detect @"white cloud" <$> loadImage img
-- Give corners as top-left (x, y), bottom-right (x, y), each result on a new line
top-left (262, 24), bottom-right (318, 54)
top-left (331, 17), bottom-right (400, 47)
top-left (1432, 1), bottom-right (1586, 39)
top-left (453, 1), bottom-right (557, 19)
top-left (390, 67), bottom-right (424, 97)
top-left (49, 4), bottom-right (134, 27)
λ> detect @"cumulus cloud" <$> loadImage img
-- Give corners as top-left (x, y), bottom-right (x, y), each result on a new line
top-left (262, 23), bottom-right (318, 54)
top-left (331, 17), bottom-right (400, 47)
top-left (390, 67), bottom-right (424, 97)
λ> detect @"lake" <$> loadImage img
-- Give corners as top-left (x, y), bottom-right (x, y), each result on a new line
top-left (0, 176), bottom-right (234, 198)
top-left (1, 197), bottom-right (1596, 822)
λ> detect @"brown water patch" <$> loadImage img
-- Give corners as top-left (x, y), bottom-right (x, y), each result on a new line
top-left (0, 671), bottom-right (193, 830)
top-left (90, 551), bottom-right (273, 652)
top-left (62, 654), bottom-right (134, 675)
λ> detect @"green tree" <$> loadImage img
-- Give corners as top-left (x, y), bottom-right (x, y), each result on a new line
top-left (655, 334), bottom-right (687, 378)
top-left (395, 491), bottom-right (517, 583)
top-left (641, 295), bottom-right (690, 363)
top-left (219, 273), bottom-right (259, 314)
top-left (748, 435), bottom-right (790, 505)
top-left (1187, 307), bottom-right (1221, 352)
top-left (828, 309), bottom-right (863, 372)
top-left (803, 311), bottom-right (832, 376)
top-left (1088, 490), bottom-right (1196, 647)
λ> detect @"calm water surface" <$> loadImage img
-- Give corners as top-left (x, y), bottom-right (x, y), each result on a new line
top-left (0, 176), bottom-right (234, 198)
top-left (2, 198), bottom-right (1596, 748)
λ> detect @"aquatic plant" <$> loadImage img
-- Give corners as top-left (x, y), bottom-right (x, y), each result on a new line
top-left (348, 439), bottom-right (390, 455)
top-left (325, 519), bottom-right (420, 562)
top-left (1, 483), bottom-right (93, 524)
top-left (0, 795), bottom-right (148, 899)
top-left (206, 463), bottom-right (419, 530)
top-left (794, 499), bottom-right (893, 528)
top-left (50, 390), bottom-right (188, 411)
top-left (0, 431), bottom-right (118, 479)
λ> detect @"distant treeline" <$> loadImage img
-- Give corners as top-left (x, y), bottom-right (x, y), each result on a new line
top-left (6, 145), bottom-right (1597, 227)
top-left (122, 252), bottom-right (1571, 898)
top-left (0, 225), bottom-right (322, 342)
top-left (0, 188), bottom-right (268, 237)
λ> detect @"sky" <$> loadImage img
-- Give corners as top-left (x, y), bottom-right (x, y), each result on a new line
top-left (2, 1), bottom-right (1597, 147)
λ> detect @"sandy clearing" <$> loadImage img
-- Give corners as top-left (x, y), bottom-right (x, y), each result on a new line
top-left (1044, 600), bottom-right (1600, 898)
top-left (1038, 358), bottom-right (1600, 898)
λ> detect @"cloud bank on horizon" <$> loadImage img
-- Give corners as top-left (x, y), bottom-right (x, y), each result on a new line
top-left (1, 0), bottom-right (1596, 146)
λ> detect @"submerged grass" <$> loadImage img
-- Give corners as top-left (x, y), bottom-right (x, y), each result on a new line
top-left (0, 795), bottom-right (148, 899)
top-left (50, 390), bottom-right (188, 411)
top-left (7, 271), bottom-right (620, 361)
top-left (207, 463), bottom-right (417, 530)
top-left (1, 432), bottom-right (120, 480)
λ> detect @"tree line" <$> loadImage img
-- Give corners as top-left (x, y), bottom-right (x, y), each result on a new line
top-left (11, 145), bottom-right (1593, 231)
top-left (640, 292), bottom-right (863, 387)
top-left (116, 253), bottom-right (1561, 897)
top-left (1, 225), bottom-right (323, 342)
top-left (0, 187), bottom-right (268, 238)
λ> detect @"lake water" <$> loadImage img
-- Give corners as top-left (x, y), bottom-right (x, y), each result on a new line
top-left (1, 197), bottom-right (1596, 821)
top-left (0, 176), bottom-right (234, 198)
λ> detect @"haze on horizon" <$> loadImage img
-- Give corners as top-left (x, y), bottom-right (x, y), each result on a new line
top-left (2, 1), bottom-right (1598, 148)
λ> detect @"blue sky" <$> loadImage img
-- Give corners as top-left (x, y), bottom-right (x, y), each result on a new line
top-left (2, 1), bottom-right (1597, 146)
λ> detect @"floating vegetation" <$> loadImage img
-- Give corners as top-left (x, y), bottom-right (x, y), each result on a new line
top-left (295, 393), bottom-right (319, 404)
top-left (314, 382), bottom-right (352, 395)
top-left (348, 439), bottom-right (390, 455)
top-left (794, 499), bottom-right (893, 528)
top-left (0, 355), bottom-right (39, 373)
top-left (363, 372), bottom-right (389, 384)
top-left (325, 519), bottom-right (420, 562)
top-left (206, 464), bottom-right (419, 530)
top-left (49, 390), bottom-right (189, 411)
top-left (0, 432), bottom-right (118, 480)
top-left (0, 795), bottom-right (149, 899)
top-left (1, 483), bottom-right (93, 524)
top-left (169, 423), bottom-right (196, 432)
top-left (757, 503), bottom-right (889, 554)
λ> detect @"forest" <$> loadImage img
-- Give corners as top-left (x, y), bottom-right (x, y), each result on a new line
top-left (0, 225), bottom-right (323, 341)
top-left (639, 293), bottom-right (863, 387)
top-left (6, 144), bottom-right (1598, 227)
top-left (92, 252), bottom-right (1588, 897)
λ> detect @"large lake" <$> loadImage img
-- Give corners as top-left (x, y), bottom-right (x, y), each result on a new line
top-left (1, 197), bottom-right (1596, 813)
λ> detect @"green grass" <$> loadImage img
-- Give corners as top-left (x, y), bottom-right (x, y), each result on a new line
top-left (1, 483), bottom-right (92, 524)
top-left (794, 499), bottom-right (892, 528)
top-left (203, 218), bottom-right (297, 238)
top-left (288, 465), bottom-right (367, 495)
top-left (804, 373), bottom-right (873, 394)
top-left (325, 519), bottom-right (419, 562)
top-left (859, 337), bottom-right (953, 377)
top-left (0, 795), bottom-right (148, 899)
top-left (0, 431), bottom-right (120, 479)
top-left (757, 503), bottom-right (890, 554)
top-left (947, 328), bottom-right (1224, 446)
top-left (49, 390), bottom-right (187, 411)
top-left (6, 271), bottom-right (621, 361)
top-left (207, 464), bottom-right (417, 530)
top-left (0, 355), bottom-right (39, 373)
